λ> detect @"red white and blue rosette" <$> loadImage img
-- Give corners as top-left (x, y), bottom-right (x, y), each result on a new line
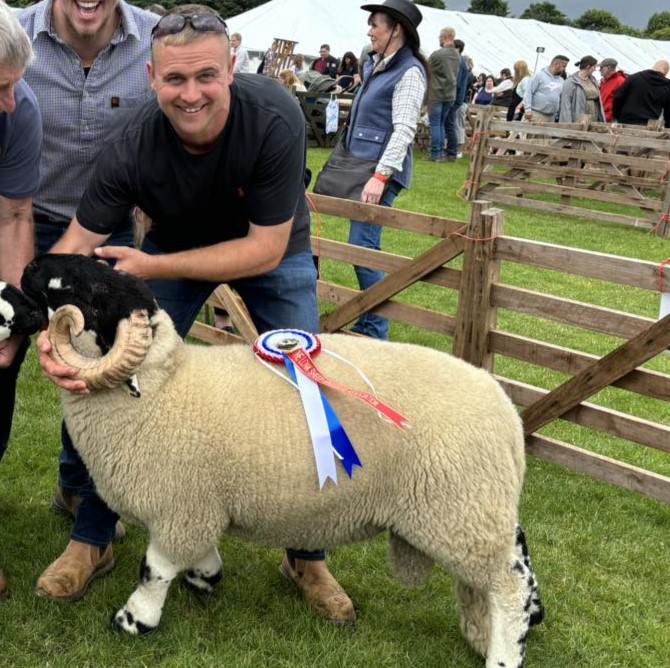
top-left (253, 329), bottom-right (321, 363)
top-left (254, 329), bottom-right (361, 489)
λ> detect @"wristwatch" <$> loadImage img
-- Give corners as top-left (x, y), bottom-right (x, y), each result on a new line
top-left (377, 166), bottom-right (394, 178)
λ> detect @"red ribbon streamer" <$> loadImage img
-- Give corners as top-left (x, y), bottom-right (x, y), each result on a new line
top-left (285, 349), bottom-right (411, 431)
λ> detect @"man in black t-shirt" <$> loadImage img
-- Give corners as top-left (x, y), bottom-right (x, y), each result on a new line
top-left (37, 4), bottom-right (355, 626)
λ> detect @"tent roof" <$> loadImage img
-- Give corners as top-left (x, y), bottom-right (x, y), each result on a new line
top-left (227, 0), bottom-right (670, 76)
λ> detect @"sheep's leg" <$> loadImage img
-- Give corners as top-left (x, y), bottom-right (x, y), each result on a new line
top-left (388, 532), bottom-right (435, 587)
top-left (456, 527), bottom-right (543, 666)
top-left (111, 542), bottom-right (179, 636)
top-left (484, 554), bottom-right (536, 668)
top-left (514, 524), bottom-right (544, 627)
top-left (456, 580), bottom-right (490, 658)
top-left (182, 547), bottom-right (223, 593)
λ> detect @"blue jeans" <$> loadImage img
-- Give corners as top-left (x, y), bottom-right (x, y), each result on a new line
top-left (143, 244), bottom-right (319, 337)
top-left (348, 181), bottom-right (402, 340)
top-left (0, 337), bottom-right (29, 463)
top-left (444, 103), bottom-right (459, 157)
top-left (429, 100), bottom-right (455, 160)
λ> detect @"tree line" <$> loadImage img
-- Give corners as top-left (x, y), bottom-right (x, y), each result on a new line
top-left (419, 0), bottom-right (670, 39)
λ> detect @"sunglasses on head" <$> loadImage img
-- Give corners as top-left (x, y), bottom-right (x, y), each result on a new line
top-left (151, 13), bottom-right (229, 42)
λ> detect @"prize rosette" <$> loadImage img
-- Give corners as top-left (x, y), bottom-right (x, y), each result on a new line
top-left (253, 329), bottom-right (321, 364)
top-left (253, 329), bottom-right (409, 490)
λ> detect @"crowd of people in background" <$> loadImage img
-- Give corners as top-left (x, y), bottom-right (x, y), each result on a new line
top-left (243, 22), bottom-right (670, 164)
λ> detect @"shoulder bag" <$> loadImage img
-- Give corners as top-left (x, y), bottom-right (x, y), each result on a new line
top-left (313, 130), bottom-right (380, 202)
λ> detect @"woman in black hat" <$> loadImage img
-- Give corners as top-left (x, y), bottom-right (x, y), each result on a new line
top-left (345, 0), bottom-right (429, 339)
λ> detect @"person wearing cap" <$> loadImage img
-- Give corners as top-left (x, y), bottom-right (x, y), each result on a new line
top-left (598, 57), bottom-right (627, 122)
top-left (345, 0), bottom-right (429, 339)
top-left (0, 0), bottom-right (43, 603)
top-left (522, 54), bottom-right (569, 122)
top-left (558, 56), bottom-right (605, 123)
top-left (613, 60), bottom-right (670, 127)
top-left (33, 2), bottom-right (358, 625)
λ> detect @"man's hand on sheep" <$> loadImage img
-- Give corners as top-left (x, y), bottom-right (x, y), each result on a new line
top-left (36, 329), bottom-right (90, 395)
top-left (94, 246), bottom-right (157, 281)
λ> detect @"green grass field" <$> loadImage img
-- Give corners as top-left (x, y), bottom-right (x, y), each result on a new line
top-left (0, 150), bottom-right (668, 667)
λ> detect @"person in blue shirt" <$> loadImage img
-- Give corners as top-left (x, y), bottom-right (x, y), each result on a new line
top-left (0, 0), bottom-right (43, 601)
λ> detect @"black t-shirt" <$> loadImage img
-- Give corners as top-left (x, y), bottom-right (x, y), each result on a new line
top-left (77, 74), bottom-right (311, 256)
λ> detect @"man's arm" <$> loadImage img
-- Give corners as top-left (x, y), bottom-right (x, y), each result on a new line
top-left (0, 195), bottom-right (34, 368)
top-left (50, 216), bottom-right (111, 255)
top-left (522, 74), bottom-right (538, 118)
top-left (0, 195), bottom-right (34, 286)
top-left (95, 218), bottom-right (293, 282)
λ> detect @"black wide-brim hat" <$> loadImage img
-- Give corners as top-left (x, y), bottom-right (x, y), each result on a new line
top-left (360, 0), bottom-right (422, 48)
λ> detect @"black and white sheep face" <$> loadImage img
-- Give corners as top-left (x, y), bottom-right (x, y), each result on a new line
top-left (0, 281), bottom-right (45, 342)
top-left (21, 254), bottom-right (158, 354)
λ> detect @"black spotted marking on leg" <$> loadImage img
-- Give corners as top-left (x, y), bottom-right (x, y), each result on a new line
top-left (110, 611), bottom-right (123, 632)
top-left (515, 525), bottom-right (530, 561)
top-left (183, 567), bottom-right (222, 592)
top-left (110, 609), bottom-right (136, 633)
top-left (139, 556), bottom-right (151, 583)
top-left (135, 619), bottom-right (156, 636)
top-left (512, 559), bottom-right (525, 575)
top-left (530, 602), bottom-right (545, 627)
top-left (201, 569), bottom-right (223, 587)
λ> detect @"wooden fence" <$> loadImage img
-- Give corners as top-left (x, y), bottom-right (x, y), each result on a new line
top-left (190, 192), bottom-right (670, 505)
top-left (466, 106), bottom-right (670, 236)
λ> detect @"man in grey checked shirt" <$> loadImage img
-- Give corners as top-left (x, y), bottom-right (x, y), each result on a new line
top-left (18, 0), bottom-right (157, 602)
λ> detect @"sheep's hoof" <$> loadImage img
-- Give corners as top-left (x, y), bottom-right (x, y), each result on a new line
top-left (182, 567), bottom-right (222, 594)
top-left (111, 607), bottom-right (155, 636)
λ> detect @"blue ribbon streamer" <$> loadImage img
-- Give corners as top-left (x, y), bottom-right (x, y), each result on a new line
top-left (284, 354), bottom-right (362, 480)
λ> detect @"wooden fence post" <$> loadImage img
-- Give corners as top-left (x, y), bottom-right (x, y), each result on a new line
top-left (655, 173), bottom-right (670, 239)
top-left (452, 200), bottom-right (503, 371)
top-left (465, 106), bottom-right (493, 200)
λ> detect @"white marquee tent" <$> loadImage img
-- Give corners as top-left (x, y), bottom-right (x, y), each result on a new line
top-left (227, 0), bottom-right (670, 77)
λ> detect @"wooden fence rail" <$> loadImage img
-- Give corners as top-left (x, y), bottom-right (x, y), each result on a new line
top-left (465, 106), bottom-right (670, 236)
top-left (305, 193), bottom-right (670, 504)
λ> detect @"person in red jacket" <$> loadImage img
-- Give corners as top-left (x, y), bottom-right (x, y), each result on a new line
top-left (599, 58), bottom-right (628, 123)
top-left (599, 58), bottom-right (627, 122)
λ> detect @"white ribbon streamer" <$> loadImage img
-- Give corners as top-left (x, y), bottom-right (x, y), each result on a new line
top-left (292, 359), bottom-right (338, 488)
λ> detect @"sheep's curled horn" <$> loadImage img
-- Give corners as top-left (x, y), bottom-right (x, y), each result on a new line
top-left (48, 305), bottom-right (153, 391)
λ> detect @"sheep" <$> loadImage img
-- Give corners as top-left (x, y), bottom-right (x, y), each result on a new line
top-left (18, 253), bottom-right (544, 668)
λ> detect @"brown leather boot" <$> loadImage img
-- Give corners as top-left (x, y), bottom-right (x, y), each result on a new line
top-left (280, 554), bottom-right (356, 625)
top-left (35, 540), bottom-right (115, 601)
top-left (0, 568), bottom-right (7, 601)
top-left (52, 487), bottom-right (126, 542)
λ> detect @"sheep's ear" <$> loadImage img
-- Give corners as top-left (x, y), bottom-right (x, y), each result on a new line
top-left (0, 282), bottom-right (46, 339)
